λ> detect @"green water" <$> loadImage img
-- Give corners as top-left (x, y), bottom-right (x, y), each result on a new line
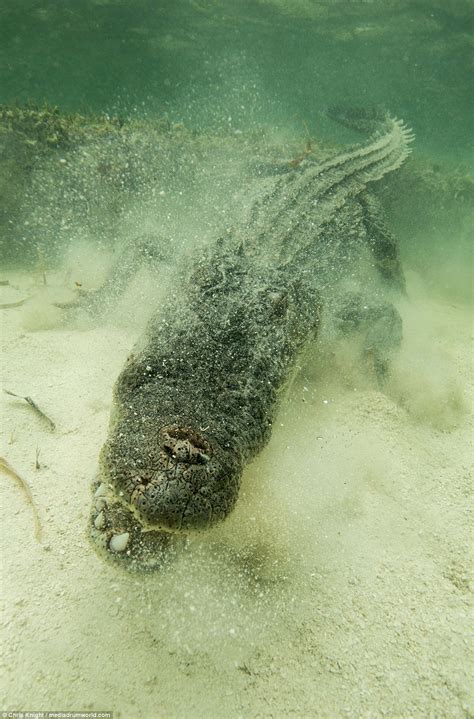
top-left (1, 2), bottom-right (473, 719)
top-left (1, 0), bottom-right (473, 298)
top-left (1, 0), bottom-right (472, 159)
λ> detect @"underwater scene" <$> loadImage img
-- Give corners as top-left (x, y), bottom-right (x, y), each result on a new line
top-left (1, 1), bottom-right (472, 717)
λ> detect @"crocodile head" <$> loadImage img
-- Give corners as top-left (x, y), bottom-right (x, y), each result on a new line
top-left (89, 415), bottom-right (243, 569)
top-left (105, 422), bottom-right (241, 531)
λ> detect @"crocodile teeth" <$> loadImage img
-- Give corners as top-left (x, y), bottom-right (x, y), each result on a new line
top-left (109, 532), bottom-right (130, 552)
top-left (94, 482), bottom-right (108, 497)
top-left (94, 511), bottom-right (106, 530)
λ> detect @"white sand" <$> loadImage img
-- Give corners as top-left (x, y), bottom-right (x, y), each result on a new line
top-left (1, 270), bottom-right (472, 718)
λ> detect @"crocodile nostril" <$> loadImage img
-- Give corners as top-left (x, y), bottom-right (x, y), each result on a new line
top-left (161, 426), bottom-right (212, 465)
top-left (163, 444), bottom-right (176, 459)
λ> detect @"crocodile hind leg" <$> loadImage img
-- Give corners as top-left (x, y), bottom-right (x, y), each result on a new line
top-left (359, 191), bottom-right (406, 292)
top-left (333, 292), bottom-right (402, 385)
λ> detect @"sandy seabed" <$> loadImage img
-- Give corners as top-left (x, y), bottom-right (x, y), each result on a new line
top-left (0, 268), bottom-right (472, 719)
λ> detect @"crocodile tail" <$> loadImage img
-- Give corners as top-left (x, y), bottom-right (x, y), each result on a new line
top-left (247, 106), bottom-right (414, 266)
top-left (324, 106), bottom-right (415, 183)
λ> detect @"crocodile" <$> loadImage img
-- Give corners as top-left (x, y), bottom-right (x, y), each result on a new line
top-left (89, 109), bottom-right (413, 571)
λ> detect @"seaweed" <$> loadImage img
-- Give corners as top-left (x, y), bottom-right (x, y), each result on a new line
top-left (4, 389), bottom-right (56, 431)
top-left (0, 297), bottom-right (29, 309)
top-left (0, 456), bottom-right (42, 543)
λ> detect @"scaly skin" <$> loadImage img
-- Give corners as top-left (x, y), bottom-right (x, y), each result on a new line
top-left (90, 113), bottom-right (413, 570)
top-left (91, 257), bottom-right (320, 570)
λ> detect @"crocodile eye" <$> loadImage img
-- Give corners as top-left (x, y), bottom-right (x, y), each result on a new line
top-left (268, 290), bottom-right (289, 319)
